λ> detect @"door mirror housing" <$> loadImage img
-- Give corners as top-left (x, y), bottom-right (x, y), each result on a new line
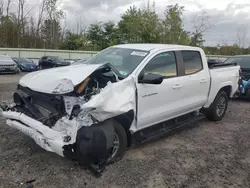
top-left (138, 73), bottom-right (164, 85)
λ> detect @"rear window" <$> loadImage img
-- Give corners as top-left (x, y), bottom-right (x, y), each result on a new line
top-left (224, 56), bottom-right (250, 68)
top-left (50, 56), bottom-right (64, 62)
top-left (181, 51), bottom-right (203, 75)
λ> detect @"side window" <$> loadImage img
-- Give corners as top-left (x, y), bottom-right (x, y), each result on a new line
top-left (181, 51), bottom-right (203, 75)
top-left (144, 52), bottom-right (177, 77)
top-left (47, 56), bottom-right (52, 61)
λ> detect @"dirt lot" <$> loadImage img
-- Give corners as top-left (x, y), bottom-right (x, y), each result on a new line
top-left (0, 73), bottom-right (250, 188)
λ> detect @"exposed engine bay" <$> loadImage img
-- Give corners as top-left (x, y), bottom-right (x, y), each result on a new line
top-left (0, 63), bottom-right (136, 176)
top-left (12, 64), bottom-right (120, 128)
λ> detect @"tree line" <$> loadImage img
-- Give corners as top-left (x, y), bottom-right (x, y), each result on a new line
top-left (0, 0), bottom-right (249, 56)
top-left (60, 3), bottom-right (210, 51)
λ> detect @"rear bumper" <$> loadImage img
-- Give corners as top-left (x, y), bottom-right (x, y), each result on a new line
top-left (1, 110), bottom-right (65, 156)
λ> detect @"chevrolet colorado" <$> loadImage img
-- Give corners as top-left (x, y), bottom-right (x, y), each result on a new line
top-left (0, 44), bottom-right (240, 173)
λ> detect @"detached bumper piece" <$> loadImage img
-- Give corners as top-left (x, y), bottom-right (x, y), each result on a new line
top-left (1, 110), bottom-right (65, 156)
top-left (0, 102), bottom-right (116, 177)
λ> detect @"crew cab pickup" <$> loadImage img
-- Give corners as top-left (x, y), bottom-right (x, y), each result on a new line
top-left (0, 44), bottom-right (240, 173)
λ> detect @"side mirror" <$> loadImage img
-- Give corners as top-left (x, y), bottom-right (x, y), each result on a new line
top-left (138, 73), bottom-right (164, 85)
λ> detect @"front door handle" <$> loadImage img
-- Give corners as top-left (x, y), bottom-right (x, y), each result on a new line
top-left (200, 79), bottom-right (207, 83)
top-left (173, 84), bottom-right (182, 89)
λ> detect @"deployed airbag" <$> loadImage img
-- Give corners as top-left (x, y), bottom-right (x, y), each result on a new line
top-left (82, 78), bottom-right (136, 122)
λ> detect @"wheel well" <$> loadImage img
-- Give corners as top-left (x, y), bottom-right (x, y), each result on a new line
top-left (113, 110), bottom-right (134, 148)
top-left (220, 85), bottom-right (232, 97)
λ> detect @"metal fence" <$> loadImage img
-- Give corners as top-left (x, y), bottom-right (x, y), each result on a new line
top-left (0, 48), bottom-right (98, 61)
top-left (0, 48), bottom-right (232, 62)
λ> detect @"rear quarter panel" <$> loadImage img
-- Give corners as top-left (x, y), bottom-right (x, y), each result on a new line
top-left (203, 66), bottom-right (240, 108)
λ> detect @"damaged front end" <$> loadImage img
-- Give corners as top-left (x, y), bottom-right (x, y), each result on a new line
top-left (0, 64), bottom-right (136, 174)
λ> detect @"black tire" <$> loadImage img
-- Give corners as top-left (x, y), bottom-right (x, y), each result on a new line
top-left (204, 91), bottom-right (228, 121)
top-left (15, 68), bottom-right (20, 74)
top-left (107, 121), bottom-right (127, 164)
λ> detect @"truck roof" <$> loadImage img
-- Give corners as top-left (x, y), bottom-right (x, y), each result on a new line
top-left (112, 43), bottom-right (201, 52)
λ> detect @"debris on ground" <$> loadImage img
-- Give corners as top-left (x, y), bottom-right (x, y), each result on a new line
top-left (1, 73), bottom-right (250, 187)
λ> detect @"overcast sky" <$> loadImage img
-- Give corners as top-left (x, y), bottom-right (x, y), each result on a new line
top-left (60, 0), bottom-right (250, 46)
top-left (7, 0), bottom-right (250, 46)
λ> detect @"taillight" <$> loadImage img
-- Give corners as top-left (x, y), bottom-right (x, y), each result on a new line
top-left (239, 69), bottom-right (242, 80)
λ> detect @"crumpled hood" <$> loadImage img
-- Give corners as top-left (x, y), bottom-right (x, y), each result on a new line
top-left (19, 64), bottom-right (103, 94)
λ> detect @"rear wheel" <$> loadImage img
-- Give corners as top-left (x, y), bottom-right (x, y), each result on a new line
top-left (39, 64), bottom-right (43, 70)
top-left (203, 91), bottom-right (228, 121)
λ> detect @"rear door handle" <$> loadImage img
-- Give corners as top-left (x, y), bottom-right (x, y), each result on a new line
top-left (172, 84), bottom-right (182, 89)
top-left (200, 79), bottom-right (207, 83)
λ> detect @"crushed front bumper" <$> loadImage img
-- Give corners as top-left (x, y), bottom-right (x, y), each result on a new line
top-left (1, 110), bottom-right (65, 156)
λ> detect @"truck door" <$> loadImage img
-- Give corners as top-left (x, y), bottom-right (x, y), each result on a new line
top-left (178, 50), bottom-right (210, 111)
top-left (136, 51), bottom-right (184, 130)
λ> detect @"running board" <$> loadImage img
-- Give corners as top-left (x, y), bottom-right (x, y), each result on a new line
top-left (132, 113), bottom-right (205, 144)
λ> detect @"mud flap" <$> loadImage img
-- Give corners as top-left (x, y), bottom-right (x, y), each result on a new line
top-left (75, 119), bottom-right (115, 176)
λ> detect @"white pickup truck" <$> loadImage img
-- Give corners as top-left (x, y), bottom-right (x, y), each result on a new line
top-left (0, 44), bottom-right (240, 173)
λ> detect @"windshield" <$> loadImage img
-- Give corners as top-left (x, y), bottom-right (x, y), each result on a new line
top-left (15, 57), bottom-right (33, 64)
top-left (224, 56), bottom-right (250, 68)
top-left (49, 56), bottom-right (64, 62)
top-left (85, 47), bottom-right (149, 77)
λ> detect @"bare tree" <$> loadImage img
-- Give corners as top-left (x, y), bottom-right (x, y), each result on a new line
top-left (15, 0), bottom-right (32, 47)
top-left (36, 0), bottom-right (46, 35)
top-left (0, 0), bottom-right (4, 17)
top-left (192, 11), bottom-right (213, 33)
top-left (236, 26), bottom-right (248, 49)
top-left (6, 0), bottom-right (12, 16)
top-left (34, 0), bottom-right (46, 47)
top-left (61, 19), bottom-right (67, 39)
top-left (190, 10), bottom-right (214, 46)
top-left (20, 0), bottom-right (26, 33)
top-left (43, 0), bottom-right (65, 48)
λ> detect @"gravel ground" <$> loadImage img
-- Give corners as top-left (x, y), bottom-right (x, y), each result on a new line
top-left (0, 73), bottom-right (250, 188)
